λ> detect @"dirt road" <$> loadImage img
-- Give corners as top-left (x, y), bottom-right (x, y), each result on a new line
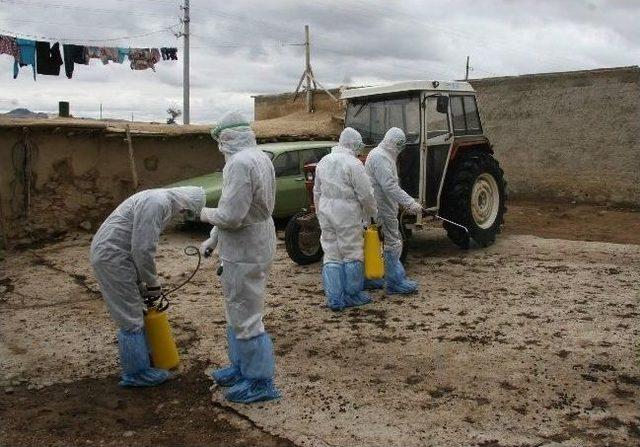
top-left (1, 202), bottom-right (639, 446)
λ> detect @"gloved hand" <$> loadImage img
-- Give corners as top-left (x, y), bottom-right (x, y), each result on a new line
top-left (200, 226), bottom-right (219, 258)
top-left (141, 284), bottom-right (162, 298)
top-left (406, 201), bottom-right (423, 215)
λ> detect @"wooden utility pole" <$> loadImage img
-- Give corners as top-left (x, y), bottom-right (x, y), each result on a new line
top-left (182, 0), bottom-right (191, 124)
top-left (125, 125), bottom-right (139, 190)
top-left (292, 25), bottom-right (337, 112)
top-left (465, 56), bottom-right (470, 80)
top-left (304, 25), bottom-right (312, 113)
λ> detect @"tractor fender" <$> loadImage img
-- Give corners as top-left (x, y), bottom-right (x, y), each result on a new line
top-left (450, 137), bottom-right (493, 163)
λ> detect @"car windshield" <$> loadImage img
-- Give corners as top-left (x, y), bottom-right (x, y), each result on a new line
top-left (212, 149), bottom-right (275, 172)
top-left (345, 94), bottom-right (420, 146)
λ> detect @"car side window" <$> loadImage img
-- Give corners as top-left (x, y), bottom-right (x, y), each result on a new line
top-left (300, 148), bottom-right (329, 166)
top-left (273, 152), bottom-right (301, 177)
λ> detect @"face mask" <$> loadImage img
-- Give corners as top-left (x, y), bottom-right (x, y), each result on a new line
top-left (395, 138), bottom-right (406, 153)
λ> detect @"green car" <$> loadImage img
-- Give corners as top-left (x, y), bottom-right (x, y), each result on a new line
top-left (168, 141), bottom-right (335, 219)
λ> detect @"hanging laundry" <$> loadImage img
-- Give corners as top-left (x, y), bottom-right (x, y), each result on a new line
top-left (13, 38), bottom-right (36, 80)
top-left (85, 46), bottom-right (103, 60)
top-left (128, 48), bottom-right (161, 71)
top-left (0, 34), bottom-right (20, 59)
top-left (117, 47), bottom-right (129, 64)
top-left (62, 44), bottom-right (88, 79)
top-left (36, 41), bottom-right (63, 76)
top-left (161, 47), bottom-right (178, 61)
top-left (98, 47), bottom-right (121, 65)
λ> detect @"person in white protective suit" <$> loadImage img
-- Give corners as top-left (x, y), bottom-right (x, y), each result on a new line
top-left (90, 186), bottom-right (206, 387)
top-left (364, 127), bottom-right (423, 294)
top-left (313, 127), bottom-right (378, 311)
top-left (199, 111), bottom-right (280, 403)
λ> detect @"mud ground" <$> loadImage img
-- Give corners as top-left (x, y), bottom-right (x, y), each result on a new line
top-left (1, 201), bottom-right (639, 447)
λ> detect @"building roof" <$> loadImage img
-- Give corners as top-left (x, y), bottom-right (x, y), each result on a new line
top-left (341, 80), bottom-right (475, 99)
top-left (258, 140), bottom-right (336, 155)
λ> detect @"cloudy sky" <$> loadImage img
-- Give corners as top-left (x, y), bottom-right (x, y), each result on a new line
top-left (1, 0), bottom-right (639, 123)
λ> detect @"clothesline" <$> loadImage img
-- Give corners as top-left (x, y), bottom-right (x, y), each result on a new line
top-left (0, 31), bottom-right (179, 80)
top-left (0, 25), bottom-right (180, 44)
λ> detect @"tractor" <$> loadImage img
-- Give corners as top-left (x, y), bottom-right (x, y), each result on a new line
top-left (285, 79), bottom-right (507, 265)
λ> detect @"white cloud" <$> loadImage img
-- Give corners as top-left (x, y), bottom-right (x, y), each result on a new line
top-left (1, 0), bottom-right (639, 123)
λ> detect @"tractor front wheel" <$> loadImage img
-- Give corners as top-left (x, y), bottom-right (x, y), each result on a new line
top-left (285, 211), bottom-right (323, 265)
top-left (441, 151), bottom-right (507, 249)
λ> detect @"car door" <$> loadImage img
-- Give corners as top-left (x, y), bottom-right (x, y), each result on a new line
top-left (273, 151), bottom-right (305, 217)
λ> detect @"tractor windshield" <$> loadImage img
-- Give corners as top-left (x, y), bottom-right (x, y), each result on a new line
top-left (345, 95), bottom-right (420, 146)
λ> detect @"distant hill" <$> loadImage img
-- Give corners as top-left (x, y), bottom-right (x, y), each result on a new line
top-left (2, 108), bottom-right (49, 119)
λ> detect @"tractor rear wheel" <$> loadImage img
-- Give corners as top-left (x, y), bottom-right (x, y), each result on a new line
top-left (285, 211), bottom-right (323, 265)
top-left (441, 151), bottom-right (507, 249)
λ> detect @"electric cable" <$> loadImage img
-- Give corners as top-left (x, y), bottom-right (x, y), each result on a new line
top-left (0, 23), bottom-right (180, 43)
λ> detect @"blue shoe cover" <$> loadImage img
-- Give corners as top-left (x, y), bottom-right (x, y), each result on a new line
top-left (363, 278), bottom-right (384, 290)
top-left (322, 262), bottom-right (345, 311)
top-left (237, 332), bottom-right (276, 378)
top-left (224, 378), bottom-right (281, 403)
top-left (223, 332), bottom-right (280, 403)
top-left (344, 290), bottom-right (372, 307)
top-left (210, 326), bottom-right (242, 387)
top-left (117, 329), bottom-right (172, 387)
top-left (383, 251), bottom-right (418, 295)
top-left (344, 261), bottom-right (365, 295)
top-left (343, 261), bottom-right (371, 307)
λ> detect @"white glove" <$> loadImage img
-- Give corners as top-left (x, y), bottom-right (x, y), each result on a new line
top-left (199, 226), bottom-right (218, 257)
top-left (406, 201), bottom-right (423, 215)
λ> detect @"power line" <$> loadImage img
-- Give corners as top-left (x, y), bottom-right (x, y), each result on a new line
top-left (0, 0), bottom-right (169, 18)
top-left (0, 23), bottom-right (180, 43)
top-left (4, 17), bottom-right (178, 32)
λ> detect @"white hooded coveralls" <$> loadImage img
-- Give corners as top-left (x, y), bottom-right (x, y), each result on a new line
top-left (90, 187), bottom-right (206, 332)
top-left (200, 122), bottom-right (276, 340)
top-left (365, 127), bottom-right (422, 257)
top-left (313, 127), bottom-right (377, 263)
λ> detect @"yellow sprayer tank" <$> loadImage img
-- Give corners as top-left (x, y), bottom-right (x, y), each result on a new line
top-left (364, 224), bottom-right (384, 280)
top-left (144, 308), bottom-right (180, 370)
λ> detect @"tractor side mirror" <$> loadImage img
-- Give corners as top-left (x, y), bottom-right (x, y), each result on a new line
top-left (436, 96), bottom-right (449, 114)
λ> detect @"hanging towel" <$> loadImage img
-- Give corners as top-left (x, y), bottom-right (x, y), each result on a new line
top-left (128, 48), bottom-right (161, 71)
top-left (117, 47), bottom-right (129, 63)
top-left (161, 47), bottom-right (178, 61)
top-left (13, 38), bottom-right (36, 80)
top-left (62, 44), bottom-right (88, 78)
top-left (0, 35), bottom-right (20, 59)
top-left (36, 41), bottom-right (63, 76)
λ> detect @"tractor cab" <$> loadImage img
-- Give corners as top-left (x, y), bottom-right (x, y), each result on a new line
top-left (342, 80), bottom-right (493, 220)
